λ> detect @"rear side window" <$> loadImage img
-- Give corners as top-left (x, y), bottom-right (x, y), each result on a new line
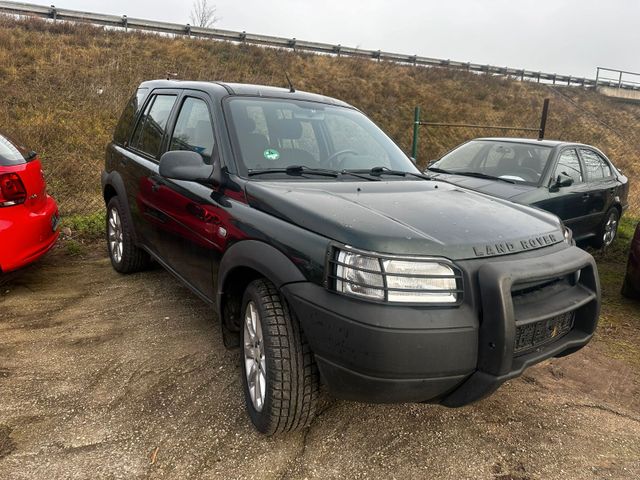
top-left (0, 134), bottom-right (25, 166)
top-left (581, 149), bottom-right (612, 181)
top-left (130, 94), bottom-right (177, 158)
top-left (113, 87), bottom-right (149, 145)
top-left (554, 149), bottom-right (582, 183)
top-left (169, 97), bottom-right (215, 164)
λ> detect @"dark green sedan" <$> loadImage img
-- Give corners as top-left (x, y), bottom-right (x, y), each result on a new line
top-left (427, 138), bottom-right (629, 248)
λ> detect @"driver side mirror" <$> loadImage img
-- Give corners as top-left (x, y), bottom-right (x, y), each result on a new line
top-left (550, 173), bottom-right (573, 192)
top-left (159, 150), bottom-right (214, 183)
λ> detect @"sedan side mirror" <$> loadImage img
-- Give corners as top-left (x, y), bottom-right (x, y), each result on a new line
top-left (550, 173), bottom-right (574, 192)
top-left (159, 150), bottom-right (213, 183)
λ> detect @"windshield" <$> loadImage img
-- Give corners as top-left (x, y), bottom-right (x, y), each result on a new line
top-left (429, 140), bottom-right (553, 185)
top-left (226, 97), bottom-right (419, 178)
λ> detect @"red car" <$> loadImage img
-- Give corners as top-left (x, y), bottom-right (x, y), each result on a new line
top-left (622, 222), bottom-right (640, 299)
top-left (0, 132), bottom-right (59, 273)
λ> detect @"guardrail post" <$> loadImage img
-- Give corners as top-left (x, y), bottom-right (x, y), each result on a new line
top-left (411, 106), bottom-right (420, 162)
top-left (122, 15), bottom-right (128, 32)
top-left (595, 67), bottom-right (600, 86)
top-left (49, 5), bottom-right (57, 21)
top-left (185, 24), bottom-right (191, 36)
top-left (538, 98), bottom-right (549, 140)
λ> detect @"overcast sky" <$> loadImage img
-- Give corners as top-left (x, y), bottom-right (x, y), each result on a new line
top-left (29, 0), bottom-right (640, 79)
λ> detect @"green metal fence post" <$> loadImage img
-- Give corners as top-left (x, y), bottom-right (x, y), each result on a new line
top-left (411, 106), bottom-right (420, 162)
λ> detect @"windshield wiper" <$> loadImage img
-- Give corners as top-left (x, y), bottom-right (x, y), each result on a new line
top-left (344, 166), bottom-right (431, 181)
top-left (427, 166), bottom-right (452, 174)
top-left (248, 165), bottom-right (339, 178)
top-left (451, 171), bottom-right (516, 184)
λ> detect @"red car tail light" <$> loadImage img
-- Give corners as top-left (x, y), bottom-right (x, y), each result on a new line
top-left (0, 172), bottom-right (27, 206)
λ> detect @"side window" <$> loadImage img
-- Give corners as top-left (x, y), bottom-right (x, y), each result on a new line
top-left (169, 97), bottom-right (215, 164)
top-left (554, 149), bottom-right (582, 183)
top-left (113, 87), bottom-right (148, 145)
top-left (580, 149), bottom-right (610, 181)
top-left (130, 94), bottom-right (177, 158)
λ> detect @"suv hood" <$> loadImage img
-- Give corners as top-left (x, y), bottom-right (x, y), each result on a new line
top-left (245, 180), bottom-right (565, 260)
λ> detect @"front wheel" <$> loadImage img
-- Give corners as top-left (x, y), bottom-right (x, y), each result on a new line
top-left (592, 208), bottom-right (620, 250)
top-left (240, 278), bottom-right (319, 435)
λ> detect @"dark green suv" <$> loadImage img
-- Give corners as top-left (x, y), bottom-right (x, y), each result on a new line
top-left (102, 80), bottom-right (600, 435)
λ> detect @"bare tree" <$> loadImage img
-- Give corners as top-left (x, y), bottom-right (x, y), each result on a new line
top-left (189, 0), bottom-right (219, 28)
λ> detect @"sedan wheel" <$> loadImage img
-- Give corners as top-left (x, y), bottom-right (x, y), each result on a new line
top-left (602, 210), bottom-right (619, 248)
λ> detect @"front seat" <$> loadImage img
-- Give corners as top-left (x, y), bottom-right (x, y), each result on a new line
top-left (235, 112), bottom-right (269, 170)
top-left (270, 118), bottom-right (317, 167)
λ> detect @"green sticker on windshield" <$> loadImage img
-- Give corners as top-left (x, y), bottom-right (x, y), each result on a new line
top-left (263, 148), bottom-right (280, 161)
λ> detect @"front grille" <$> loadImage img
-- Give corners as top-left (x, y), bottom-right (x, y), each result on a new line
top-left (514, 311), bottom-right (574, 355)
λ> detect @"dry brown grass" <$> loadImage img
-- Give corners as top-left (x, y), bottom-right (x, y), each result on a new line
top-left (0, 16), bottom-right (638, 214)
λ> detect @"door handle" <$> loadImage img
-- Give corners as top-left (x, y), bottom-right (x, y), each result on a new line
top-left (187, 203), bottom-right (219, 223)
top-left (151, 182), bottom-right (161, 193)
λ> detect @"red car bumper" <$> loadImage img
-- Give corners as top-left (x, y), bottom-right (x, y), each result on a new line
top-left (0, 194), bottom-right (60, 273)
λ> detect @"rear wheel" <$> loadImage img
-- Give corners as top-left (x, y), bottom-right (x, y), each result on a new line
top-left (592, 208), bottom-right (619, 250)
top-left (621, 271), bottom-right (639, 299)
top-left (106, 197), bottom-right (149, 273)
top-left (240, 278), bottom-right (319, 435)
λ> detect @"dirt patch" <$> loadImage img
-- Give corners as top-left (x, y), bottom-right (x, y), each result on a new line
top-left (0, 245), bottom-right (639, 479)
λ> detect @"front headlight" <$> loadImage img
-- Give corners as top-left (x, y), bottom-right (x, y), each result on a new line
top-left (332, 247), bottom-right (461, 304)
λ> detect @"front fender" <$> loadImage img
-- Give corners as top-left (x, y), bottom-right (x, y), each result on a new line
top-left (216, 240), bottom-right (308, 347)
top-left (217, 240), bottom-right (307, 310)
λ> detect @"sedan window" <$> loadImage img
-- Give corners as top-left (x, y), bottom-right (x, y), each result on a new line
top-left (554, 149), bottom-right (582, 183)
top-left (581, 149), bottom-right (612, 181)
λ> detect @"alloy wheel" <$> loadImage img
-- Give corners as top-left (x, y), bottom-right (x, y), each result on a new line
top-left (243, 300), bottom-right (267, 412)
top-left (603, 211), bottom-right (618, 247)
top-left (108, 207), bottom-right (124, 264)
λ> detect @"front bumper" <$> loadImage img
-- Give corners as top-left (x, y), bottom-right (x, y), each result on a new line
top-left (282, 245), bottom-right (599, 405)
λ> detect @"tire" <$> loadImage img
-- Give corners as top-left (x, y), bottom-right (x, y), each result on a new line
top-left (240, 278), bottom-right (319, 435)
top-left (621, 271), bottom-right (639, 299)
top-left (106, 197), bottom-right (150, 274)
top-left (592, 208), bottom-right (620, 250)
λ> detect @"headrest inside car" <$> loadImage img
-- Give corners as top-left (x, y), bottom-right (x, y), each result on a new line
top-left (271, 118), bottom-right (303, 140)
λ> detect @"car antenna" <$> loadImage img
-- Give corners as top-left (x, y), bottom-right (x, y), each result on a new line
top-left (285, 71), bottom-right (296, 93)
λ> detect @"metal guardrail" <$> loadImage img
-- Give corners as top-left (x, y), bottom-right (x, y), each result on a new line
top-left (1, 1), bottom-right (639, 92)
top-left (595, 67), bottom-right (640, 90)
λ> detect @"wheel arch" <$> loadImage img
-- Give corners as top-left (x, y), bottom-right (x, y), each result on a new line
top-left (216, 240), bottom-right (307, 348)
top-left (101, 170), bottom-right (138, 243)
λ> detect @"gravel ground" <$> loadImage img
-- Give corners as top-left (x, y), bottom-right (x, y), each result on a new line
top-left (0, 247), bottom-right (639, 480)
